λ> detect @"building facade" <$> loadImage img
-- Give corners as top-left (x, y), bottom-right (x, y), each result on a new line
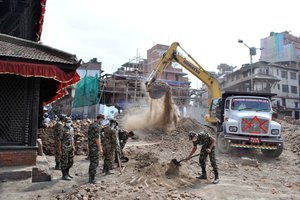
top-left (260, 31), bottom-right (300, 95)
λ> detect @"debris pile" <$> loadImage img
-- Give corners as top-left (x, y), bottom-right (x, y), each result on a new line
top-left (284, 130), bottom-right (300, 155)
top-left (279, 120), bottom-right (300, 156)
top-left (64, 182), bottom-right (204, 200)
top-left (38, 119), bottom-right (92, 155)
top-left (282, 116), bottom-right (300, 125)
top-left (134, 152), bottom-right (159, 169)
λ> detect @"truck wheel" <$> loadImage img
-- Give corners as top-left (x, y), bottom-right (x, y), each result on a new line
top-left (261, 143), bottom-right (283, 158)
top-left (217, 132), bottom-right (231, 153)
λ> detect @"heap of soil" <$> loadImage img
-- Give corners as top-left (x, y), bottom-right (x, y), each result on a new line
top-left (134, 152), bottom-right (159, 169)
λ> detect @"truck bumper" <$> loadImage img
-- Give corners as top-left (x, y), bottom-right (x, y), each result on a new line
top-left (224, 133), bottom-right (283, 144)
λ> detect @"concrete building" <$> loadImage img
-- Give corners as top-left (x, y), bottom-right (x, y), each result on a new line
top-left (260, 31), bottom-right (300, 118)
top-left (260, 31), bottom-right (300, 95)
top-left (77, 59), bottom-right (103, 78)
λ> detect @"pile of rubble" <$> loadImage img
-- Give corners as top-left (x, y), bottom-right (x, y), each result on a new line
top-left (282, 116), bottom-right (300, 125)
top-left (279, 119), bottom-right (300, 156)
top-left (134, 152), bottom-right (159, 169)
top-left (38, 119), bottom-right (92, 155)
top-left (63, 182), bottom-right (204, 200)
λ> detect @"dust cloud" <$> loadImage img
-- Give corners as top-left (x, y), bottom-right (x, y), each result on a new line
top-left (122, 90), bottom-right (179, 131)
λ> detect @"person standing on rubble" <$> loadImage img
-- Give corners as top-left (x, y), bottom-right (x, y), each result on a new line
top-left (101, 118), bottom-right (119, 175)
top-left (53, 114), bottom-right (66, 170)
top-left (115, 128), bottom-right (134, 163)
top-left (87, 114), bottom-right (105, 184)
top-left (186, 131), bottom-right (219, 184)
top-left (58, 117), bottom-right (75, 181)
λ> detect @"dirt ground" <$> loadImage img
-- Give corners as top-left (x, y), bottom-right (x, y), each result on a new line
top-left (0, 118), bottom-right (299, 200)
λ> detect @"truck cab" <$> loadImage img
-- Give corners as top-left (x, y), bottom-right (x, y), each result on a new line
top-left (217, 91), bottom-right (283, 158)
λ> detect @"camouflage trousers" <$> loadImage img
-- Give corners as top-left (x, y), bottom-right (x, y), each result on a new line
top-left (103, 147), bottom-right (115, 172)
top-left (54, 141), bottom-right (60, 163)
top-left (60, 148), bottom-right (74, 171)
top-left (88, 147), bottom-right (99, 176)
top-left (199, 146), bottom-right (218, 174)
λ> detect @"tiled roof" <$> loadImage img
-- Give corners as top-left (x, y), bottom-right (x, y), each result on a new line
top-left (0, 34), bottom-right (78, 65)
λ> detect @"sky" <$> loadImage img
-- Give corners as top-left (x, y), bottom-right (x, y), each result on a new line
top-left (42, 0), bottom-right (300, 89)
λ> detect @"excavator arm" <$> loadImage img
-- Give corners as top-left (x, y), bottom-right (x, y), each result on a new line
top-left (146, 42), bottom-right (221, 124)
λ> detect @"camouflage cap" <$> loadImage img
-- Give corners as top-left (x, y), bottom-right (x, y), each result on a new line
top-left (188, 131), bottom-right (197, 140)
top-left (97, 114), bottom-right (105, 120)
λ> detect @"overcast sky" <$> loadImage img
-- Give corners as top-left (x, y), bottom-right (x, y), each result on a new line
top-left (42, 0), bottom-right (300, 89)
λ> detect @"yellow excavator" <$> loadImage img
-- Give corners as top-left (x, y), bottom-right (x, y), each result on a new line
top-left (146, 42), bottom-right (221, 124)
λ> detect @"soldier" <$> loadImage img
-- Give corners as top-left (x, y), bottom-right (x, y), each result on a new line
top-left (186, 131), bottom-right (219, 184)
top-left (53, 114), bottom-right (66, 170)
top-left (87, 114), bottom-right (105, 184)
top-left (58, 117), bottom-right (75, 181)
top-left (115, 128), bottom-right (134, 162)
top-left (101, 118), bottom-right (119, 175)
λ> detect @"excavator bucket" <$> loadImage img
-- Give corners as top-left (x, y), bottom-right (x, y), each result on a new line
top-left (147, 82), bottom-right (171, 99)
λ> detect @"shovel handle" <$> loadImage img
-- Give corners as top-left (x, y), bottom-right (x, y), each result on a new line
top-left (178, 153), bottom-right (201, 163)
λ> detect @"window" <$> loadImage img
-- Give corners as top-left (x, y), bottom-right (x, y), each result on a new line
top-left (291, 86), bottom-right (298, 94)
top-left (295, 102), bottom-right (299, 108)
top-left (231, 98), bottom-right (270, 112)
top-left (276, 69), bottom-right (279, 75)
top-left (277, 84), bottom-right (280, 90)
top-left (282, 84), bottom-right (289, 93)
top-left (290, 72), bottom-right (297, 80)
top-left (281, 70), bottom-right (288, 78)
top-left (225, 100), bottom-right (230, 109)
top-left (165, 73), bottom-right (168, 79)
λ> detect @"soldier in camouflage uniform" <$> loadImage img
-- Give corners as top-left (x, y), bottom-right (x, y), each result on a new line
top-left (53, 114), bottom-right (66, 170)
top-left (87, 114), bottom-right (105, 184)
top-left (187, 131), bottom-right (219, 184)
top-left (101, 118), bottom-right (119, 175)
top-left (58, 117), bottom-right (75, 181)
top-left (115, 128), bottom-right (134, 163)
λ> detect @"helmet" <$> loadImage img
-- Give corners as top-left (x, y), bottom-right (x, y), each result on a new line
top-left (188, 131), bottom-right (197, 140)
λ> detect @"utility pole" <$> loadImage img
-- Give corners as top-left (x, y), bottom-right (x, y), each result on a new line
top-left (238, 39), bottom-right (262, 92)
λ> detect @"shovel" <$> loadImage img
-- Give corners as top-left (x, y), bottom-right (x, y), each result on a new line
top-left (171, 153), bottom-right (201, 167)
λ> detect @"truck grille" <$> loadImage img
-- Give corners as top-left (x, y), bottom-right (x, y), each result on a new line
top-left (241, 116), bottom-right (269, 134)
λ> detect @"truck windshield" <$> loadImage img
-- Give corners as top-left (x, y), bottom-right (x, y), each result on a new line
top-left (231, 98), bottom-right (270, 112)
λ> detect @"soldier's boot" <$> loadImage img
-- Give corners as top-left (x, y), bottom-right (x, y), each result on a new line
top-left (89, 174), bottom-right (96, 184)
top-left (105, 171), bottom-right (114, 175)
top-left (102, 165), bottom-right (107, 173)
top-left (55, 162), bottom-right (60, 170)
top-left (197, 168), bottom-right (207, 179)
top-left (66, 168), bottom-right (73, 178)
top-left (212, 171), bottom-right (219, 184)
top-left (104, 169), bottom-right (114, 175)
top-left (62, 170), bottom-right (71, 181)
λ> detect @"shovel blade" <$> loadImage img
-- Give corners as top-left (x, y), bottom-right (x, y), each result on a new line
top-left (171, 158), bottom-right (181, 167)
